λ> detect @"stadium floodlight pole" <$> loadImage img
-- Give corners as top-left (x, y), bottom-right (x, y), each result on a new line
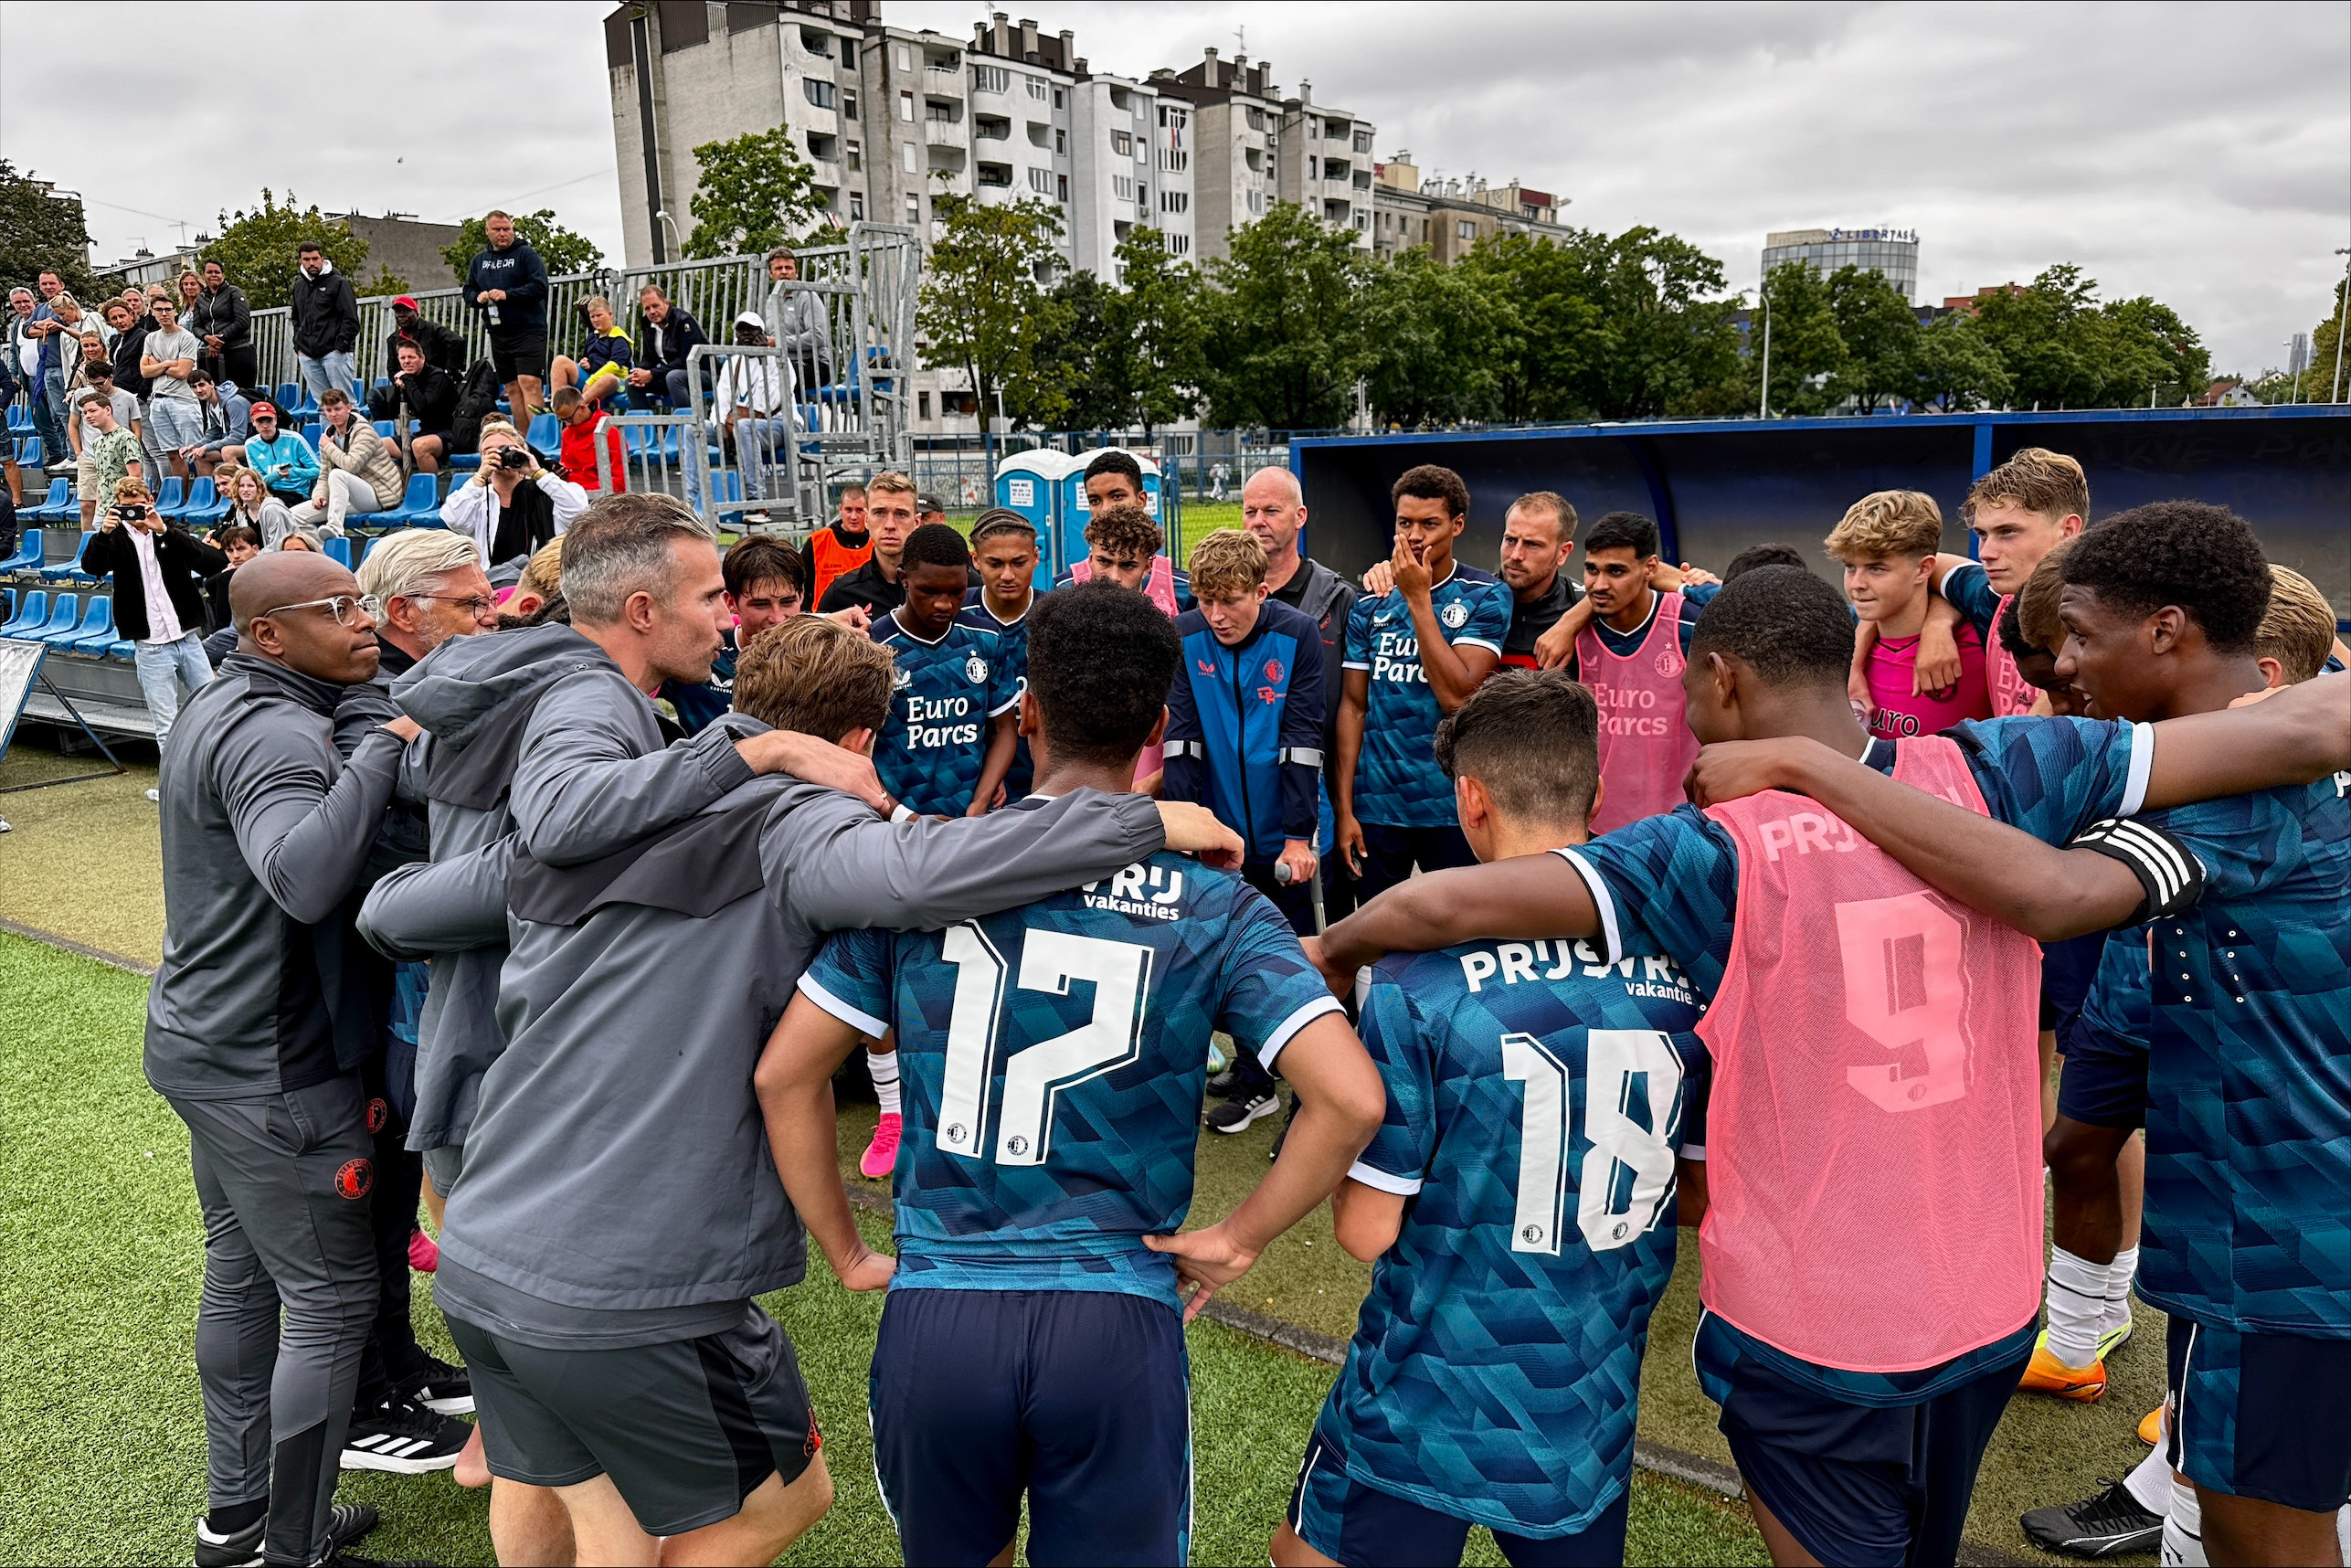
top-left (1757, 287), bottom-right (1772, 419)
top-left (2284, 338), bottom-right (2299, 405)
top-left (2332, 248), bottom-right (2349, 404)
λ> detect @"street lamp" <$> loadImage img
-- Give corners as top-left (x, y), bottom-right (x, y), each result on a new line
top-left (653, 207), bottom-right (683, 261)
top-left (1757, 287), bottom-right (1773, 420)
top-left (2333, 248), bottom-right (2349, 404)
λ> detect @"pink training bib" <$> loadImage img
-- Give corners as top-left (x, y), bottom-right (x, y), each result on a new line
top-left (1067, 556), bottom-right (1180, 781)
top-left (1577, 590), bottom-right (1701, 833)
top-left (1863, 622), bottom-right (1995, 740)
top-left (1692, 737), bottom-right (2043, 1372)
top-left (1984, 592), bottom-right (2039, 717)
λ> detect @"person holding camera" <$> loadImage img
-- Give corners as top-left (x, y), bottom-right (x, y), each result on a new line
top-left (81, 474), bottom-right (228, 767)
top-left (439, 418), bottom-right (587, 574)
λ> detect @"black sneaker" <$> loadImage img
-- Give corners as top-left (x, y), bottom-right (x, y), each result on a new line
top-left (1205, 1067), bottom-right (1241, 1097)
top-left (1204, 1089), bottom-right (1278, 1133)
top-left (193, 1504), bottom-right (377, 1568)
top-left (401, 1352), bottom-right (473, 1416)
top-left (340, 1397), bottom-right (471, 1473)
top-left (1269, 1092), bottom-right (1302, 1161)
top-left (2019, 1478), bottom-right (2165, 1558)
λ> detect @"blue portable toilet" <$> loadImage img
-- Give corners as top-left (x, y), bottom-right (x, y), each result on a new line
top-left (993, 449), bottom-right (1077, 583)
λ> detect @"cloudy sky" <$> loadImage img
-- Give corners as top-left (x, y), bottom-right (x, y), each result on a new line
top-left (6, 1), bottom-right (2343, 377)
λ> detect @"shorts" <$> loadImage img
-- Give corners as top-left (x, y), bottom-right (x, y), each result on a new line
top-left (2166, 1316), bottom-right (2351, 1512)
top-left (419, 1141), bottom-right (461, 1198)
top-left (2055, 1015), bottom-right (2147, 1129)
top-left (145, 397), bottom-right (202, 449)
top-left (448, 1300), bottom-right (817, 1537)
top-left (1700, 1316), bottom-right (2028, 1567)
top-left (1287, 1430), bottom-right (1629, 1567)
top-left (1354, 821), bottom-right (1477, 903)
top-left (489, 331), bottom-right (548, 384)
top-left (870, 1287), bottom-right (1191, 1566)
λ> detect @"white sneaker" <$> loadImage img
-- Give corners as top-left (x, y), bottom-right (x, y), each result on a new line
top-left (145, 788), bottom-right (160, 802)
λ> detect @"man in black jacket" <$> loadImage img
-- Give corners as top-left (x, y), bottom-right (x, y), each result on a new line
top-left (461, 212), bottom-right (551, 429)
top-left (385, 297), bottom-right (468, 379)
top-left (627, 283), bottom-right (708, 408)
top-left (189, 260), bottom-right (256, 394)
top-left (290, 242), bottom-right (361, 408)
top-left (81, 478), bottom-right (228, 772)
top-left (382, 340), bottom-right (460, 474)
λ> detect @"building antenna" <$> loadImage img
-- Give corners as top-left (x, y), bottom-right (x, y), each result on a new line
top-left (1234, 23), bottom-right (1245, 53)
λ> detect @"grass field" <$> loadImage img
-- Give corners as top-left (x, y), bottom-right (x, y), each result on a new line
top-left (0, 732), bottom-right (2164, 1564)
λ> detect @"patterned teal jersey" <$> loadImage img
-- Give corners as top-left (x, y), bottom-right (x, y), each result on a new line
top-left (2075, 927), bottom-right (2150, 1050)
top-left (2134, 776), bottom-right (2351, 1337)
top-left (1937, 560), bottom-right (2005, 642)
top-left (1318, 938), bottom-right (1709, 1537)
top-left (958, 591), bottom-right (1035, 798)
top-left (874, 612), bottom-right (1020, 816)
top-left (798, 830), bottom-right (1345, 1311)
top-left (1342, 565), bottom-right (1511, 827)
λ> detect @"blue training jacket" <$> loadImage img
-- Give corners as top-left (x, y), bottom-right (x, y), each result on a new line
top-left (1163, 599), bottom-right (1325, 862)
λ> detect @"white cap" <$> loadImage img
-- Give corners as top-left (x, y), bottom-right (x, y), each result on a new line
top-left (735, 310), bottom-right (765, 329)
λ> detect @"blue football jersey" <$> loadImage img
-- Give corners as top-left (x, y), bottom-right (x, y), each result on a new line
top-left (1937, 561), bottom-right (2006, 643)
top-left (1342, 566), bottom-right (1511, 827)
top-left (958, 592), bottom-right (1035, 797)
top-left (2134, 776), bottom-right (2350, 1338)
top-left (2073, 927), bottom-right (2151, 1052)
top-left (874, 613), bottom-right (1019, 816)
top-left (1318, 938), bottom-right (1708, 1537)
top-left (798, 834), bottom-right (1344, 1310)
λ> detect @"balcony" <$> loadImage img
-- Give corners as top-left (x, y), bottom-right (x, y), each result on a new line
top-left (924, 65), bottom-right (964, 97)
top-left (809, 157), bottom-right (842, 186)
top-left (925, 119), bottom-right (964, 147)
top-left (977, 161), bottom-right (1014, 188)
top-left (974, 114), bottom-right (1011, 141)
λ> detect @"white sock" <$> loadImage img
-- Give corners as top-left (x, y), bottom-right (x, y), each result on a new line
top-left (2336, 1502), bottom-right (2349, 1564)
top-left (2045, 1246), bottom-right (2108, 1368)
top-left (867, 1048), bottom-right (901, 1118)
top-left (2160, 1476), bottom-right (2206, 1567)
top-left (2104, 1246), bottom-right (2140, 1335)
top-left (2123, 1442), bottom-right (2171, 1515)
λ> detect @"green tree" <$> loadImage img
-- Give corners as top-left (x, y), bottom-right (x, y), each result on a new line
top-left (439, 210), bottom-right (604, 282)
top-left (1972, 265), bottom-right (2103, 408)
top-left (1901, 312), bottom-right (2012, 411)
top-left (1356, 248), bottom-right (1507, 428)
top-left (1824, 264), bottom-right (1920, 413)
top-left (1457, 234), bottom-right (1600, 422)
top-left (1035, 270), bottom-right (1122, 429)
top-left (683, 127), bottom-right (830, 260)
top-left (0, 160), bottom-right (94, 296)
top-left (2092, 296), bottom-right (2209, 408)
top-left (1753, 260), bottom-right (1846, 417)
top-left (203, 190), bottom-right (370, 311)
top-left (2294, 277), bottom-right (2348, 402)
top-left (917, 192), bottom-right (1069, 430)
top-left (358, 264), bottom-right (411, 299)
top-left (1107, 226), bottom-right (1202, 436)
top-left (1195, 204), bottom-right (1371, 429)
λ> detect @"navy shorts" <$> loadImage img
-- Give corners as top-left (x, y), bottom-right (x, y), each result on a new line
top-left (2166, 1316), bottom-right (2351, 1512)
top-left (870, 1287), bottom-right (1191, 1566)
top-left (1699, 1318), bottom-right (2028, 1568)
top-left (2055, 1015), bottom-right (2147, 1129)
top-left (1354, 821), bottom-right (1477, 903)
top-left (1287, 1430), bottom-right (1629, 1567)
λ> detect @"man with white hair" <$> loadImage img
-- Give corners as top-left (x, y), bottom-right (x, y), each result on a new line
top-left (356, 532), bottom-right (501, 681)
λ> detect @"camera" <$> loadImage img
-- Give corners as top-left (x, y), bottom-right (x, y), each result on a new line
top-left (497, 446), bottom-right (533, 471)
top-left (113, 503), bottom-right (152, 522)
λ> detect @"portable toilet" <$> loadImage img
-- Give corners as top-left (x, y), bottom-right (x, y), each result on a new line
top-left (992, 449), bottom-right (1076, 583)
top-left (1055, 448), bottom-right (1164, 575)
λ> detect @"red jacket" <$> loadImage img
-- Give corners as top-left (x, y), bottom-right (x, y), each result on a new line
top-left (560, 413), bottom-right (627, 492)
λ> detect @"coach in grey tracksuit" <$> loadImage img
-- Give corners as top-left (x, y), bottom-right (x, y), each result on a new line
top-left (357, 720), bottom-right (1166, 1536)
top-left (149, 586), bottom-right (409, 1568)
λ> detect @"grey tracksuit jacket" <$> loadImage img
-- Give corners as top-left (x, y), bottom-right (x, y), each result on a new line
top-left (389, 624), bottom-right (757, 1154)
top-left (356, 743), bottom-right (1166, 1346)
top-left (146, 653), bottom-right (406, 1100)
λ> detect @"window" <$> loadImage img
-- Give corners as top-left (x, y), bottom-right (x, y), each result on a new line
top-left (1052, 88), bottom-right (1064, 108)
top-left (1054, 128), bottom-right (1065, 154)
top-left (918, 390), bottom-right (931, 419)
top-left (975, 115), bottom-right (1010, 140)
top-left (1246, 188), bottom-right (1266, 216)
top-left (850, 191), bottom-right (864, 219)
top-left (1157, 105), bottom-right (1187, 132)
top-left (1159, 148), bottom-right (1189, 172)
top-left (1028, 167), bottom-right (1054, 195)
top-left (804, 79), bottom-right (836, 110)
top-left (898, 90), bottom-right (914, 121)
top-left (903, 143), bottom-right (917, 173)
top-left (841, 40), bottom-right (854, 69)
top-left (807, 132), bottom-right (835, 161)
top-left (1113, 174), bottom-right (1134, 200)
top-left (1160, 190), bottom-right (1188, 214)
top-left (974, 64), bottom-right (1010, 94)
top-left (979, 163), bottom-right (1014, 188)
top-left (1056, 173), bottom-right (1068, 203)
top-left (1354, 130), bottom-right (1372, 153)
top-left (1457, 219), bottom-right (1477, 239)
top-left (928, 101), bottom-right (955, 122)
top-left (798, 27), bottom-right (831, 57)
top-left (845, 140), bottom-right (861, 171)
top-left (895, 43), bottom-right (912, 71)
top-left (1111, 131), bottom-right (1133, 156)
top-left (1245, 108), bottom-right (1265, 130)
top-left (1326, 118), bottom-right (1349, 139)
top-left (1027, 78), bottom-right (1047, 101)
top-left (1353, 210), bottom-right (1369, 232)
top-left (905, 193), bottom-right (920, 222)
top-left (1166, 233), bottom-right (1191, 257)
top-left (842, 90), bottom-right (856, 119)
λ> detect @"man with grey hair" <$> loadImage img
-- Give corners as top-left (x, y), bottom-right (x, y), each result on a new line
top-left (356, 532), bottom-right (499, 680)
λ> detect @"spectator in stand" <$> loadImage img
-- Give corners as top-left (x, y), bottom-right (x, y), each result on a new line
top-left (462, 210), bottom-right (551, 424)
top-left (291, 388), bottom-right (401, 535)
top-left (553, 385), bottom-right (626, 493)
top-left (628, 283), bottom-right (708, 408)
top-left (174, 268), bottom-right (202, 321)
top-left (711, 312), bottom-right (794, 511)
top-left (9, 286), bottom-right (59, 464)
top-left (386, 340), bottom-right (459, 474)
top-left (140, 293), bottom-right (206, 481)
top-left (30, 286), bottom-right (86, 465)
top-left (546, 293), bottom-right (634, 411)
top-left (69, 325), bottom-right (111, 390)
top-left (189, 259), bottom-right (255, 393)
top-left (222, 464), bottom-right (298, 551)
top-left (272, 525), bottom-right (327, 554)
top-left (69, 385), bottom-right (145, 524)
top-left (242, 401), bottom-right (321, 505)
top-left (80, 474), bottom-right (225, 769)
top-left (384, 296), bottom-right (467, 378)
top-left (289, 241), bottom-right (361, 405)
top-left (102, 297), bottom-right (149, 395)
top-left (69, 366), bottom-right (142, 527)
top-left (200, 523), bottom-right (261, 638)
top-left (441, 418), bottom-right (586, 573)
top-left (760, 248), bottom-right (831, 394)
top-left (355, 529), bottom-right (500, 677)
top-left (181, 370), bottom-right (250, 482)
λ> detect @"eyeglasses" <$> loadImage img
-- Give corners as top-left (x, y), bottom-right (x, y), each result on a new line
top-left (259, 594), bottom-right (383, 627)
top-left (405, 592), bottom-right (497, 618)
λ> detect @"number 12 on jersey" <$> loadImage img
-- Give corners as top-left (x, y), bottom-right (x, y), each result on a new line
top-left (936, 922), bottom-right (1156, 1168)
top-left (1500, 1030), bottom-right (1684, 1256)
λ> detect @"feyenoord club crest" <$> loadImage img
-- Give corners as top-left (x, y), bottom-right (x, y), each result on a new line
top-left (1263, 658), bottom-right (1284, 684)
top-left (334, 1159), bottom-right (375, 1201)
top-left (1656, 651), bottom-right (1683, 678)
top-left (965, 655), bottom-right (989, 684)
top-left (1440, 601), bottom-right (1469, 630)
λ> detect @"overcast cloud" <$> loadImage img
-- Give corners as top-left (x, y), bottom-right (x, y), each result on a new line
top-left (6, 1), bottom-right (2343, 377)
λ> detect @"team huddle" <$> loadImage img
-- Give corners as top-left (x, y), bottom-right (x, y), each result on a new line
top-left (143, 443), bottom-right (2347, 1568)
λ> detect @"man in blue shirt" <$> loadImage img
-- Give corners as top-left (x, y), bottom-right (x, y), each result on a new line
top-left (755, 581), bottom-right (1385, 1568)
top-left (874, 524), bottom-right (1020, 818)
top-left (1336, 464), bottom-right (1510, 901)
top-left (958, 509), bottom-right (1044, 799)
top-left (1277, 670), bottom-right (1709, 1568)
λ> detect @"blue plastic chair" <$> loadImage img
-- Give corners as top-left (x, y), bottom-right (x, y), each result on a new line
top-left (16, 436), bottom-right (41, 469)
top-left (450, 453), bottom-right (481, 471)
top-left (374, 420), bottom-right (396, 440)
top-left (302, 422), bottom-right (323, 450)
top-left (62, 596), bottom-right (115, 652)
top-left (0, 588), bottom-right (45, 635)
top-left (26, 592), bottom-right (78, 641)
top-left (5, 403), bottom-right (28, 431)
top-left (383, 471), bottom-right (439, 526)
top-left (38, 533), bottom-right (100, 582)
top-left (0, 526), bottom-right (38, 573)
top-left (323, 536), bottom-right (354, 568)
top-left (525, 413), bottom-right (560, 452)
top-left (275, 382), bottom-right (301, 412)
top-left (155, 475), bottom-right (188, 523)
top-left (20, 481), bottom-right (68, 525)
top-left (181, 477), bottom-right (227, 526)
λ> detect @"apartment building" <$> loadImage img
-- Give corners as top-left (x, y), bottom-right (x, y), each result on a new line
top-left (1276, 83), bottom-right (1374, 245)
top-left (1149, 48), bottom-right (1372, 263)
top-left (1371, 154), bottom-right (1573, 263)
